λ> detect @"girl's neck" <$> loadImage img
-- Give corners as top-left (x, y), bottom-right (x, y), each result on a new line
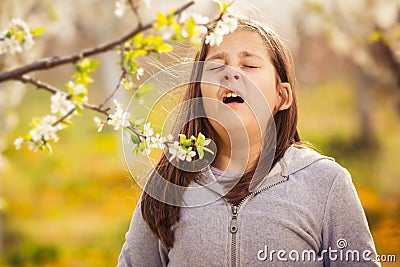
top-left (213, 134), bottom-right (262, 173)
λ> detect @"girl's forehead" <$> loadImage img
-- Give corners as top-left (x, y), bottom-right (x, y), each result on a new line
top-left (205, 29), bottom-right (269, 59)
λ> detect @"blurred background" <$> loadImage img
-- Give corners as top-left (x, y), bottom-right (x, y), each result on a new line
top-left (0, 0), bottom-right (399, 266)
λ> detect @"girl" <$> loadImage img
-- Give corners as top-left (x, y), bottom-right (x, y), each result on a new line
top-left (118, 16), bottom-right (379, 266)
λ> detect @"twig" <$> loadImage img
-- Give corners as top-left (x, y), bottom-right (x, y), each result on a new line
top-left (0, 1), bottom-right (195, 83)
top-left (16, 75), bottom-right (58, 94)
top-left (119, 43), bottom-right (129, 75)
top-left (52, 108), bottom-right (76, 126)
top-left (98, 72), bottom-right (125, 109)
top-left (127, 124), bottom-right (146, 139)
top-left (127, 0), bottom-right (143, 27)
top-left (83, 103), bottom-right (110, 116)
top-left (16, 74), bottom-right (111, 116)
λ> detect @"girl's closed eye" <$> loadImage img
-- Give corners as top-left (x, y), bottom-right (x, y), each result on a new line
top-left (241, 61), bottom-right (260, 69)
top-left (206, 63), bottom-right (226, 71)
top-left (243, 65), bottom-right (259, 69)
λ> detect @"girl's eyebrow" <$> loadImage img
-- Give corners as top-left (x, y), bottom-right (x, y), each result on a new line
top-left (205, 51), bottom-right (264, 61)
top-left (239, 51), bottom-right (264, 60)
top-left (205, 52), bottom-right (226, 61)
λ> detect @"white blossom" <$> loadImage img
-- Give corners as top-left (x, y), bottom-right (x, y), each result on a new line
top-left (93, 117), bottom-right (105, 132)
top-left (142, 0), bottom-right (152, 8)
top-left (158, 26), bottom-right (175, 40)
top-left (220, 14), bottom-right (238, 33)
top-left (0, 18), bottom-right (35, 55)
top-left (143, 137), bottom-right (152, 155)
top-left (14, 137), bottom-right (24, 150)
top-left (205, 15), bottom-right (237, 46)
top-left (50, 92), bottom-right (75, 116)
top-left (136, 67), bottom-right (144, 80)
top-left (179, 12), bottom-right (210, 25)
top-left (68, 82), bottom-right (88, 100)
top-left (184, 147), bottom-right (197, 162)
top-left (29, 115), bottom-right (62, 143)
top-left (143, 122), bottom-right (154, 137)
top-left (212, 0), bottom-right (234, 11)
top-left (67, 81), bottom-right (88, 105)
top-left (205, 31), bottom-right (224, 46)
top-left (27, 141), bottom-right (39, 152)
top-left (150, 133), bottom-right (166, 149)
top-left (114, 0), bottom-right (127, 17)
top-left (113, 99), bottom-right (122, 110)
top-left (168, 141), bottom-right (186, 161)
top-left (108, 109), bottom-right (130, 131)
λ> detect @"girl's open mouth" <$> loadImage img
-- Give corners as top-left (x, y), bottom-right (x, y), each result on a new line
top-left (222, 91), bottom-right (245, 105)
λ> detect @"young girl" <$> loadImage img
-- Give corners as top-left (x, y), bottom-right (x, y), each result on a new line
top-left (118, 16), bottom-right (379, 266)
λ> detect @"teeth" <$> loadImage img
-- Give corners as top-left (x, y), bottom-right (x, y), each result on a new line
top-left (225, 92), bottom-right (240, 98)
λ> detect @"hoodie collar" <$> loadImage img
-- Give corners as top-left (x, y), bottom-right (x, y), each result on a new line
top-left (195, 145), bottom-right (334, 196)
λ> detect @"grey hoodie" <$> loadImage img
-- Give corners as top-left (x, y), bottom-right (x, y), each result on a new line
top-left (118, 146), bottom-right (380, 266)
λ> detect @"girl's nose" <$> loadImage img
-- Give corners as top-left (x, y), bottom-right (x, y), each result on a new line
top-left (223, 68), bottom-right (240, 81)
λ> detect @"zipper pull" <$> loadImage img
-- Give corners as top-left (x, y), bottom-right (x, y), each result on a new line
top-left (230, 206), bottom-right (238, 233)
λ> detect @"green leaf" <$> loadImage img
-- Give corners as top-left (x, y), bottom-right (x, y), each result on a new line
top-left (174, 23), bottom-right (182, 37)
top-left (131, 133), bottom-right (140, 144)
top-left (132, 32), bottom-right (144, 45)
top-left (131, 49), bottom-right (148, 58)
top-left (154, 35), bottom-right (163, 47)
top-left (179, 134), bottom-right (192, 147)
top-left (135, 83), bottom-right (154, 98)
top-left (31, 27), bottom-right (45, 36)
top-left (202, 146), bottom-right (214, 155)
top-left (157, 43), bottom-right (173, 53)
top-left (143, 34), bottom-right (155, 46)
top-left (369, 31), bottom-right (383, 43)
top-left (75, 104), bottom-right (83, 116)
top-left (135, 123), bottom-right (144, 133)
top-left (155, 12), bottom-right (168, 29)
top-left (127, 60), bottom-right (138, 74)
top-left (185, 17), bottom-right (196, 36)
top-left (14, 32), bottom-right (24, 41)
top-left (199, 139), bottom-right (211, 147)
top-left (196, 132), bottom-right (205, 145)
top-left (122, 77), bottom-right (132, 90)
top-left (179, 134), bottom-right (186, 143)
top-left (305, 1), bottom-right (323, 12)
top-left (41, 143), bottom-right (52, 153)
top-left (196, 146), bottom-right (204, 159)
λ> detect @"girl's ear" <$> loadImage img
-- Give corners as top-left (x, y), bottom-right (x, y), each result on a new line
top-left (277, 82), bottom-right (293, 111)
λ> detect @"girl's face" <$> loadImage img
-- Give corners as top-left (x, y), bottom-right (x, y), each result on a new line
top-left (200, 28), bottom-right (292, 142)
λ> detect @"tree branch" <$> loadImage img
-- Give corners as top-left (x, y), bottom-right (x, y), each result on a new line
top-left (52, 108), bottom-right (76, 127)
top-left (16, 75), bottom-right (58, 94)
top-left (0, 1), bottom-right (195, 83)
top-left (16, 74), bottom-right (111, 116)
top-left (127, 125), bottom-right (146, 140)
top-left (98, 72), bottom-right (125, 109)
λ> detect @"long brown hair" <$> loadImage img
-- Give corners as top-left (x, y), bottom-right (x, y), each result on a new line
top-left (141, 17), bottom-right (300, 249)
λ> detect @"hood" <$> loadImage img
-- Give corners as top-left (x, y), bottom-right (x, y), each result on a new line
top-left (194, 145), bottom-right (334, 197)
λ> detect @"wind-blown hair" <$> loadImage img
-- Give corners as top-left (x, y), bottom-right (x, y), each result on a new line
top-left (141, 16), bottom-right (300, 249)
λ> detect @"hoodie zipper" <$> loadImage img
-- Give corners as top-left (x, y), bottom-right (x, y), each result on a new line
top-left (229, 176), bottom-right (288, 267)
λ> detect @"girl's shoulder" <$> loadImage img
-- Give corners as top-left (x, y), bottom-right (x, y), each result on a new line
top-left (281, 145), bottom-right (352, 185)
